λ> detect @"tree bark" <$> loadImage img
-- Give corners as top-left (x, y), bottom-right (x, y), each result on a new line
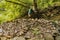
top-left (33, 0), bottom-right (38, 13)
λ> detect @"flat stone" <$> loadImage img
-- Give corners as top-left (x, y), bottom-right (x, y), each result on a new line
top-left (13, 37), bottom-right (25, 40)
top-left (29, 37), bottom-right (45, 40)
top-left (56, 36), bottom-right (60, 40)
top-left (1, 37), bottom-right (7, 40)
top-left (44, 33), bottom-right (54, 40)
top-left (6, 38), bottom-right (14, 40)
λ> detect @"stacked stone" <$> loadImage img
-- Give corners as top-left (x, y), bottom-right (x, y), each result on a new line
top-left (0, 18), bottom-right (58, 40)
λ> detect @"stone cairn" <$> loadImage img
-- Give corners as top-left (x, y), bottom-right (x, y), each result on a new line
top-left (0, 18), bottom-right (59, 40)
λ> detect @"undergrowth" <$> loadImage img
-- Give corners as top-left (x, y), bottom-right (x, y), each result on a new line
top-left (0, 0), bottom-right (60, 23)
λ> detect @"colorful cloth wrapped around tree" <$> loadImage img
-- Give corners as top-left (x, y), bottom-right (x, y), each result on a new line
top-left (28, 8), bottom-right (33, 17)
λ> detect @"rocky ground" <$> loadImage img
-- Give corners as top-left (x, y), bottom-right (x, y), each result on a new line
top-left (0, 18), bottom-right (60, 40)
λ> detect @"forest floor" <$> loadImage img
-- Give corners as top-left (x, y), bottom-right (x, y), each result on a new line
top-left (25, 6), bottom-right (60, 21)
top-left (0, 6), bottom-right (60, 40)
top-left (0, 18), bottom-right (60, 40)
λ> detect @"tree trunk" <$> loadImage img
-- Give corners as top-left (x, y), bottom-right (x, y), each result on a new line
top-left (33, 0), bottom-right (38, 13)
